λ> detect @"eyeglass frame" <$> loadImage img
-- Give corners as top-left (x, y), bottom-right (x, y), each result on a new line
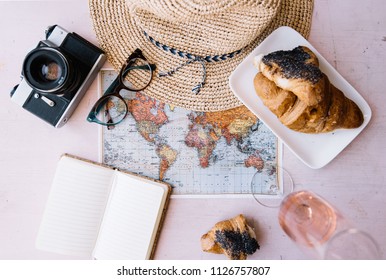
top-left (86, 48), bottom-right (156, 127)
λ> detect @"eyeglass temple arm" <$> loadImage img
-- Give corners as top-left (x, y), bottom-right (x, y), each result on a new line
top-left (101, 76), bottom-right (121, 98)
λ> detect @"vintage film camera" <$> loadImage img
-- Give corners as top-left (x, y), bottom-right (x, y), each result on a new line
top-left (10, 25), bottom-right (106, 127)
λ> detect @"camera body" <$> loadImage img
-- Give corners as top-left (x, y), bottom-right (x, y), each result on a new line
top-left (10, 25), bottom-right (106, 127)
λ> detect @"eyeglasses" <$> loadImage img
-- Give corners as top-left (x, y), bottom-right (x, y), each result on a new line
top-left (87, 49), bottom-right (155, 128)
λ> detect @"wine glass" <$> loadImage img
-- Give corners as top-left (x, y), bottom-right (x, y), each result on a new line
top-left (250, 166), bottom-right (380, 259)
top-left (278, 190), bottom-right (381, 259)
top-left (250, 162), bottom-right (294, 208)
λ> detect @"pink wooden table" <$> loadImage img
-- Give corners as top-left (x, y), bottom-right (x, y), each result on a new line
top-left (0, 0), bottom-right (385, 259)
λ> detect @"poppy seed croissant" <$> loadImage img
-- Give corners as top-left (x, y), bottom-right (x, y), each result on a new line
top-left (253, 46), bottom-right (364, 133)
top-left (200, 214), bottom-right (260, 260)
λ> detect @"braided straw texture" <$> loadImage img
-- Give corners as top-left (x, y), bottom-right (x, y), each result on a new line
top-left (89, 0), bottom-right (314, 112)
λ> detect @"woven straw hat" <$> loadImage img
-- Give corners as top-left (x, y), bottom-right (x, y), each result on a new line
top-left (89, 0), bottom-right (314, 112)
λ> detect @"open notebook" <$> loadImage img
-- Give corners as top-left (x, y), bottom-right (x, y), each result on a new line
top-left (36, 154), bottom-right (171, 259)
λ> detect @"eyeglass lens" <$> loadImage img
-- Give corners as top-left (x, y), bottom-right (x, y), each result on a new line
top-left (121, 57), bottom-right (152, 91)
top-left (93, 95), bottom-right (127, 125)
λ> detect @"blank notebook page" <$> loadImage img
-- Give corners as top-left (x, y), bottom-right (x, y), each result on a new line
top-left (92, 172), bottom-right (166, 260)
top-left (35, 156), bottom-right (114, 257)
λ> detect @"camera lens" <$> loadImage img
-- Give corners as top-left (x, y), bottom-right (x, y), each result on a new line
top-left (22, 47), bottom-right (73, 94)
top-left (41, 62), bottom-right (62, 81)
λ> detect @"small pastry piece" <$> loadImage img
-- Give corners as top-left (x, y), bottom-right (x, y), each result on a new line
top-left (201, 214), bottom-right (260, 260)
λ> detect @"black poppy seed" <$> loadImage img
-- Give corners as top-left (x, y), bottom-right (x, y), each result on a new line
top-left (215, 229), bottom-right (260, 259)
top-left (262, 46), bottom-right (322, 84)
top-left (242, 231), bottom-right (260, 254)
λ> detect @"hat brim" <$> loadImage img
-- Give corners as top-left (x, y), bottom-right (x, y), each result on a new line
top-left (89, 0), bottom-right (314, 112)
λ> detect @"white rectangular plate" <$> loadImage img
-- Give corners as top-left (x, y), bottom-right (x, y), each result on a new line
top-left (229, 26), bottom-right (371, 169)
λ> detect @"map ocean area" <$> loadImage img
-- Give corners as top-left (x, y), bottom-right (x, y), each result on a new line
top-left (101, 70), bottom-right (280, 195)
